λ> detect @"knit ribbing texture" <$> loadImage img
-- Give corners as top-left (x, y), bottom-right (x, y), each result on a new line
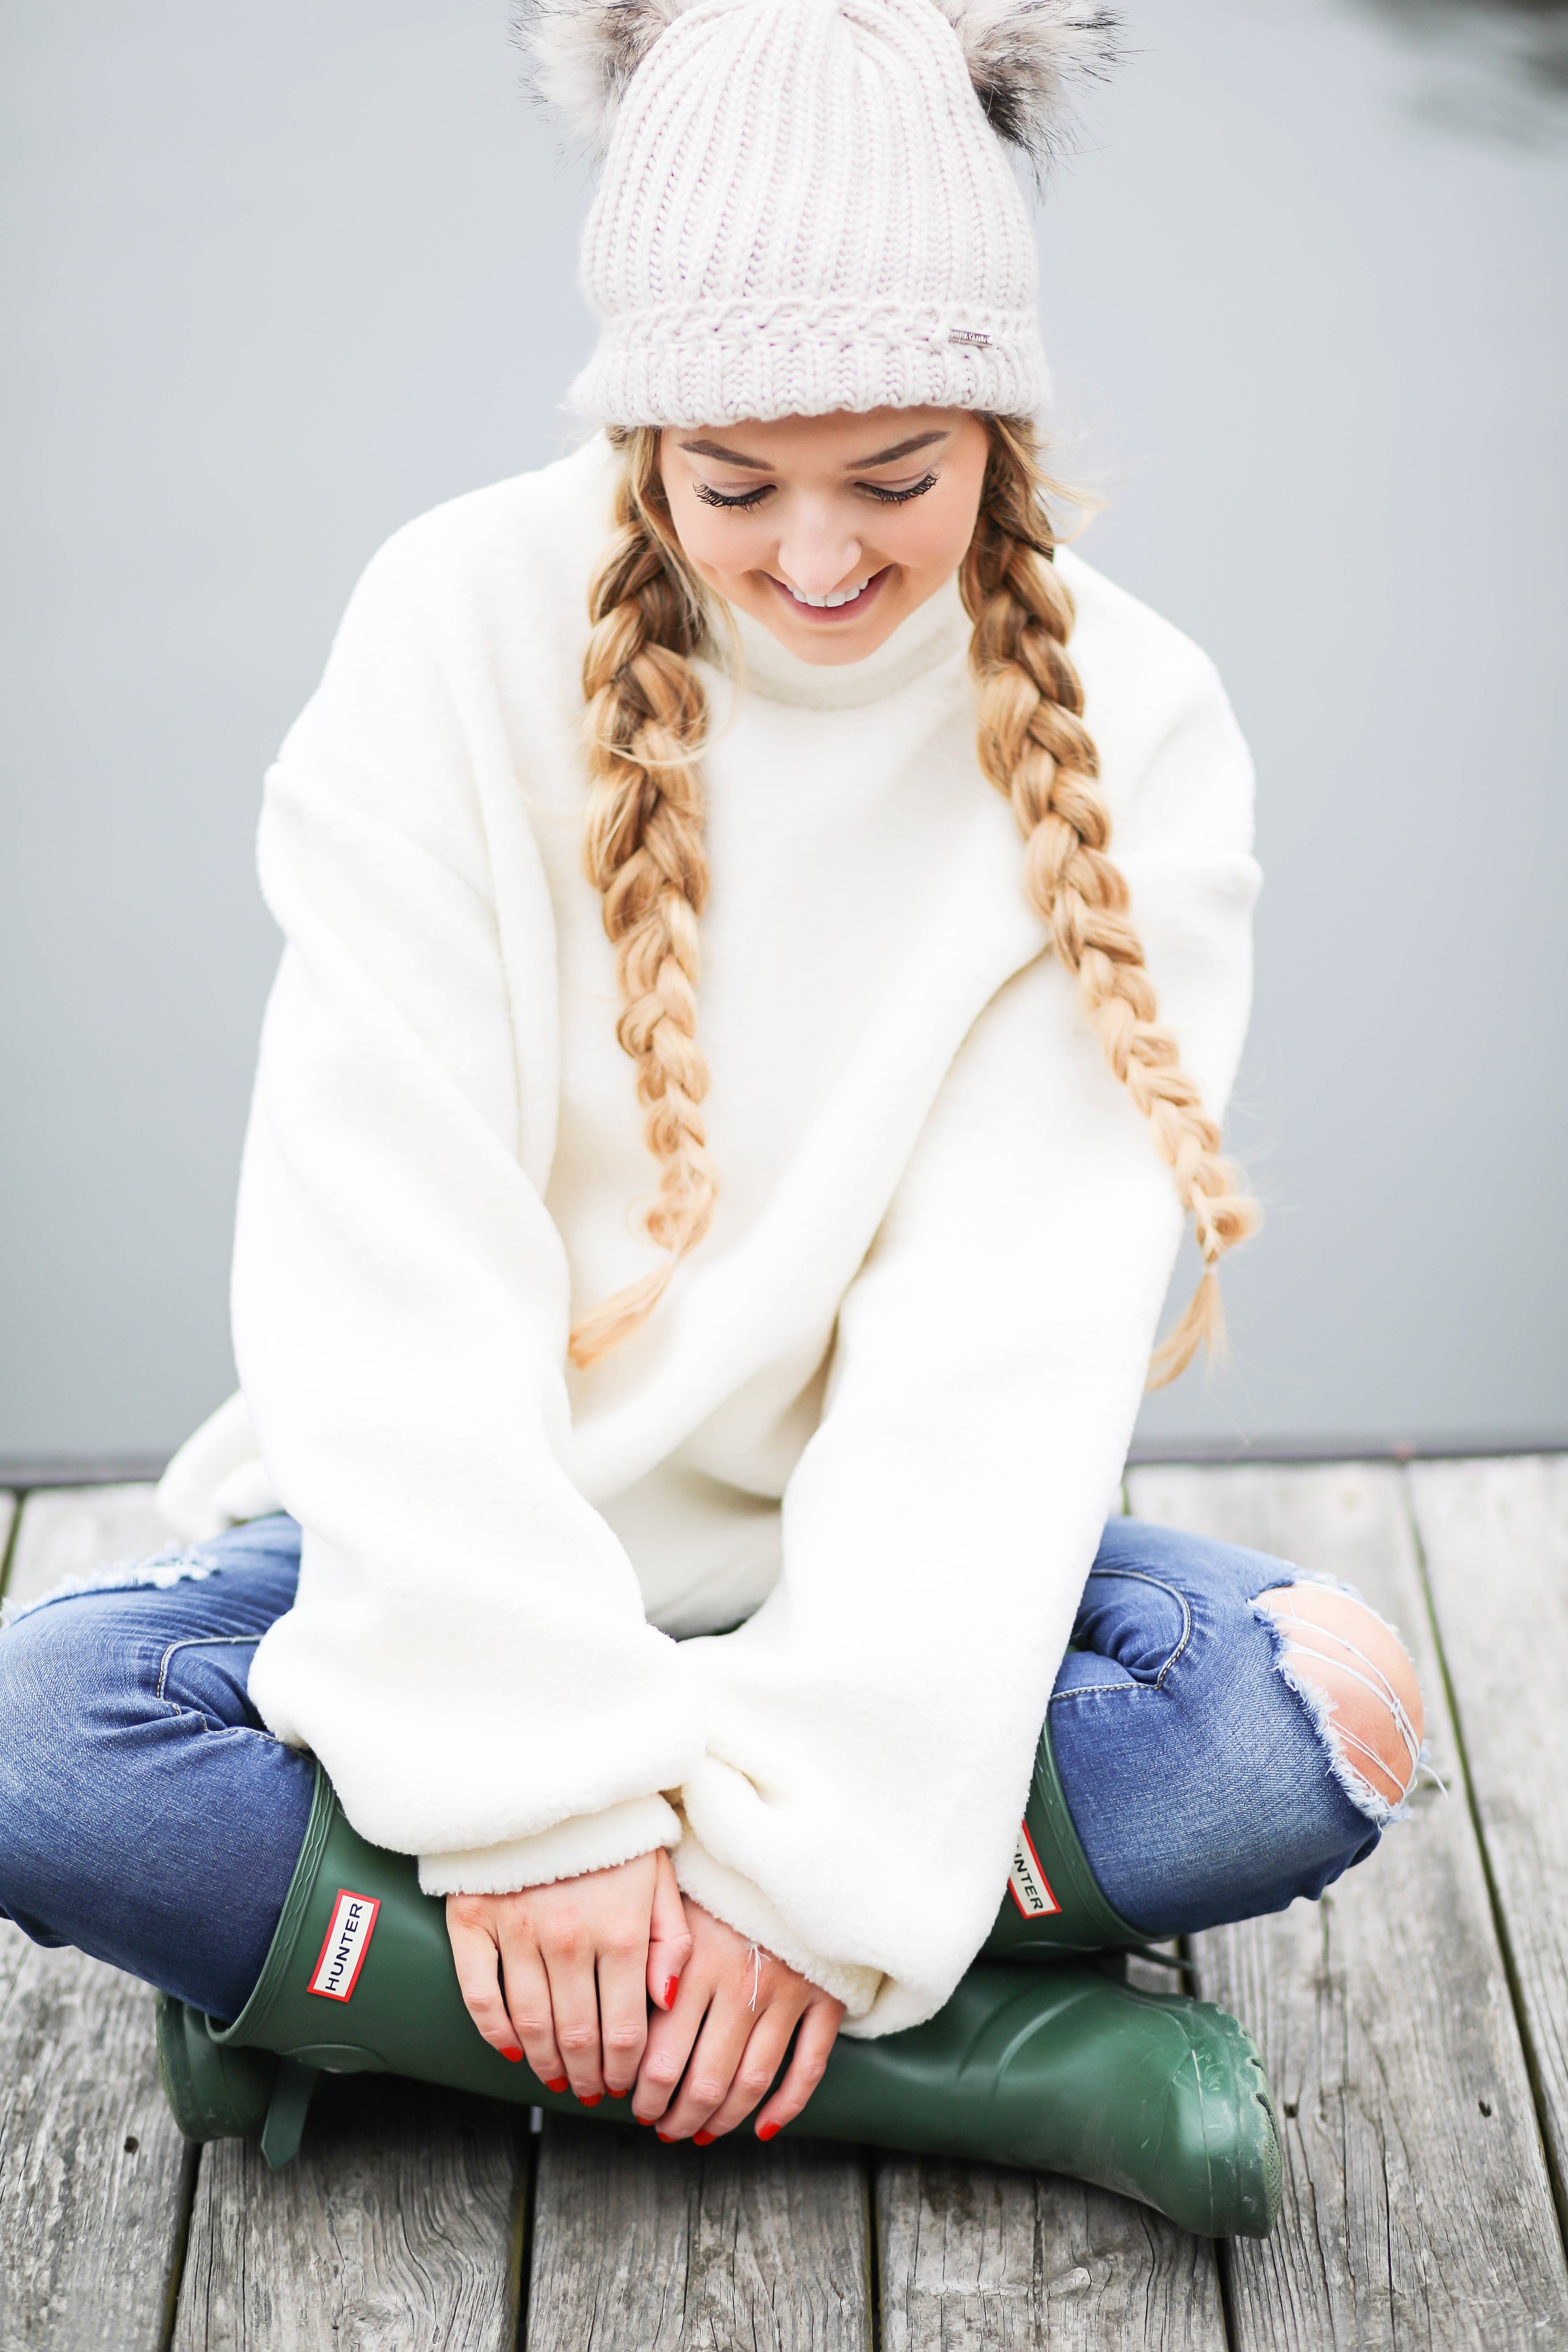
top-left (570, 0), bottom-right (1052, 426)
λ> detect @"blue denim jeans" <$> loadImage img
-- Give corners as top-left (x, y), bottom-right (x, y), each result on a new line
top-left (0, 1513), bottom-right (1382, 2022)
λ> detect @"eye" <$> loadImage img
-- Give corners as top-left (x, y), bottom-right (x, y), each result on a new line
top-left (860, 471), bottom-right (939, 505)
top-left (693, 480), bottom-right (775, 510)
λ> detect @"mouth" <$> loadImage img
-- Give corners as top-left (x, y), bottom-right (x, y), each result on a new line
top-left (767, 567), bottom-right (889, 622)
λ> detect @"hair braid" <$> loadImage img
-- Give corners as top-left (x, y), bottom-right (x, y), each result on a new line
top-left (568, 428), bottom-right (718, 1368)
top-left (960, 417), bottom-right (1261, 1385)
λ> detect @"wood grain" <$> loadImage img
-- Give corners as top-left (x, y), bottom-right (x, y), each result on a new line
top-left (1409, 1454), bottom-right (1568, 2219)
top-left (526, 2113), bottom-right (872, 2351)
top-left (0, 1925), bottom-right (194, 2350)
top-left (874, 2157), bottom-right (1225, 2352)
top-left (5, 1483), bottom-right (173, 1610)
top-left (1128, 1461), bottom-right (1568, 2351)
top-left (172, 2075), bottom-right (525, 2352)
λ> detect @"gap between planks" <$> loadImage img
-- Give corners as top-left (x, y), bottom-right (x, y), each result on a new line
top-left (1408, 1455), bottom-right (1568, 2246)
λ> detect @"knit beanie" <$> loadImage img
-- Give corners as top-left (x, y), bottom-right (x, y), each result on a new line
top-left (523, 0), bottom-right (1121, 427)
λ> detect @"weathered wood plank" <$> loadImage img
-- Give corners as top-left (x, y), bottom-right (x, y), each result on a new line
top-left (527, 2113), bottom-right (872, 2351)
top-left (6, 1482), bottom-right (173, 1611)
top-left (1409, 1454), bottom-right (1568, 2221)
top-left (172, 2075), bottom-right (525, 2352)
top-left (874, 2156), bottom-right (1226, 2352)
top-left (0, 1924), bottom-right (194, 2350)
top-left (1127, 1461), bottom-right (1568, 2351)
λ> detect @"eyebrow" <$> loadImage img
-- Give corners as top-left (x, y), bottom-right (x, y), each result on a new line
top-left (677, 428), bottom-right (951, 472)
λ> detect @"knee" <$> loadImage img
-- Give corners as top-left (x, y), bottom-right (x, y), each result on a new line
top-left (1257, 1583), bottom-right (1425, 1814)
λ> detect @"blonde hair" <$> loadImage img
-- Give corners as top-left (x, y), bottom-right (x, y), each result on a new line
top-left (569, 418), bottom-right (1259, 1381)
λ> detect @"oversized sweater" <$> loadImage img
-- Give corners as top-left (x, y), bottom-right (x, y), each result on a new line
top-left (158, 431), bottom-right (1259, 2036)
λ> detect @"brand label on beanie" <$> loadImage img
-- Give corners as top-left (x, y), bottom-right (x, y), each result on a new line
top-left (1007, 1824), bottom-right (1060, 1919)
top-left (308, 1889), bottom-right (381, 2001)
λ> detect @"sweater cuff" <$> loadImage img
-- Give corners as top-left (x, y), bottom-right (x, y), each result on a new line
top-left (418, 1793), bottom-right (681, 1897)
top-left (671, 1830), bottom-right (884, 2021)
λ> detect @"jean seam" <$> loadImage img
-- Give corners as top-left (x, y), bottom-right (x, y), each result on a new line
top-left (156, 1634), bottom-right (260, 1707)
top-left (1079, 1565), bottom-right (1195, 1688)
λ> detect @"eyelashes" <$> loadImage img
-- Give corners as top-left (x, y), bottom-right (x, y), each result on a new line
top-left (692, 472), bottom-right (940, 512)
top-left (693, 480), bottom-right (772, 510)
top-left (865, 471), bottom-right (939, 505)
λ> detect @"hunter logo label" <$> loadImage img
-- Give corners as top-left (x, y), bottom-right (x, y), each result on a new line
top-left (1007, 1823), bottom-right (1060, 1919)
top-left (308, 1890), bottom-right (381, 2001)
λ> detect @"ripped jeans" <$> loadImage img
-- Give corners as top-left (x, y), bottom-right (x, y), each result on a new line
top-left (0, 1515), bottom-right (1413, 2023)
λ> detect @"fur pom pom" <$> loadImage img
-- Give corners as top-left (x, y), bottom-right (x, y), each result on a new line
top-left (517, 0), bottom-right (702, 151)
top-left (930, 0), bottom-right (1124, 164)
top-left (519, 0), bottom-right (1122, 159)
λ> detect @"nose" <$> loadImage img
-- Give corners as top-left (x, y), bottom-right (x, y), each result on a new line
top-left (774, 504), bottom-right (865, 600)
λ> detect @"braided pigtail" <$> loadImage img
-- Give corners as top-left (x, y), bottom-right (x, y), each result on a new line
top-left (568, 426), bottom-right (718, 1368)
top-left (960, 417), bottom-right (1260, 1385)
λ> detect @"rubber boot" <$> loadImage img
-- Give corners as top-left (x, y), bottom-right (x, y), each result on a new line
top-left (156, 1765), bottom-right (1281, 2238)
top-left (980, 1705), bottom-right (1162, 1961)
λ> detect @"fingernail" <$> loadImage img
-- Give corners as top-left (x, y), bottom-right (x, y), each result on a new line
top-left (692, 2128), bottom-right (716, 2146)
top-left (608, 2087), bottom-right (628, 2099)
top-left (634, 2114), bottom-right (652, 2127)
top-left (578, 2092), bottom-right (602, 2108)
top-left (663, 1975), bottom-right (680, 2007)
top-left (757, 2121), bottom-right (780, 2141)
top-left (501, 2045), bottom-right (524, 2064)
top-left (656, 2130), bottom-right (677, 2143)
top-left (545, 2078), bottom-right (568, 2094)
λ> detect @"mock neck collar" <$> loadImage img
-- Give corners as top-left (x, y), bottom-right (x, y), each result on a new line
top-left (713, 572), bottom-right (969, 710)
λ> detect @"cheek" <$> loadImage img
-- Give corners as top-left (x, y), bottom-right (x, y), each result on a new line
top-left (886, 482), bottom-right (981, 577)
top-left (669, 493), bottom-right (761, 582)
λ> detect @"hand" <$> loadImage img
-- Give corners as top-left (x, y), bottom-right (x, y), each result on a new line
top-left (445, 1848), bottom-right (692, 2103)
top-left (633, 1899), bottom-right (844, 2143)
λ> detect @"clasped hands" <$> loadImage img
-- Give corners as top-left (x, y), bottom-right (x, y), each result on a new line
top-left (445, 1849), bottom-right (844, 2141)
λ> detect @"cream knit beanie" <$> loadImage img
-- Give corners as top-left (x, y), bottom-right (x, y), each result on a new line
top-left (524, 0), bottom-right (1121, 427)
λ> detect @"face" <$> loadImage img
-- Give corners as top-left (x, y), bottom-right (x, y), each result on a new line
top-left (659, 407), bottom-right (990, 666)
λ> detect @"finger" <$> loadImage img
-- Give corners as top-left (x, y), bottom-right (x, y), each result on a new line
top-left (633, 1971), bottom-right (708, 2126)
top-left (596, 1933), bottom-right (652, 2100)
top-left (753, 1998), bottom-right (843, 2140)
top-left (646, 1851), bottom-right (694, 2012)
top-left (542, 1933), bottom-right (607, 2105)
top-left (657, 1986), bottom-right (756, 2142)
top-left (444, 1906), bottom-right (526, 2065)
top-left (692, 2002), bottom-right (798, 2141)
top-left (497, 1934), bottom-right (568, 2093)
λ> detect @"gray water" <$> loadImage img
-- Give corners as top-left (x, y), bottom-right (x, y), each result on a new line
top-left (1, 0), bottom-right (1564, 1464)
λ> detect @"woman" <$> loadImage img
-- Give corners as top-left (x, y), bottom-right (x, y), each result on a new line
top-left (0, 0), bottom-right (1422, 2220)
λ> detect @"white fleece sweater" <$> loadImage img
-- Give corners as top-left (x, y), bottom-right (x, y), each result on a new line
top-left (159, 433), bottom-right (1258, 2035)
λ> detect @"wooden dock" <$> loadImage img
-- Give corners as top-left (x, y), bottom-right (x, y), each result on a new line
top-left (1, 1457), bottom-right (1565, 2349)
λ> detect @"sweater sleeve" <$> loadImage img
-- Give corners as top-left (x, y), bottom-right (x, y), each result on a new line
top-left (670, 651), bottom-right (1260, 2033)
top-left (236, 522), bottom-right (702, 1890)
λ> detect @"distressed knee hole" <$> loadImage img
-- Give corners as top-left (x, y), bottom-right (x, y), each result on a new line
top-left (1257, 1583), bottom-right (1425, 1819)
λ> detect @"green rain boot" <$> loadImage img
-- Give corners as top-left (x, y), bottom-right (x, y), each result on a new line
top-left (981, 1704), bottom-right (1168, 1962)
top-left (156, 1764), bottom-right (1281, 2239)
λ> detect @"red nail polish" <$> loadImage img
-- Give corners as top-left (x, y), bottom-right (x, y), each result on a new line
top-left (608, 2087), bottom-right (628, 2099)
top-left (501, 2046), bottom-right (524, 2064)
top-left (634, 2114), bottom-right (652, 2126)
top-left (663, 1975), bottom-right (680, 2006)
top-left (757, 2121), bottom-right (780, 2142)
top-left (545, 2078), bottom-right (568, 2094)
top-left (656, 2130), bottom-right (676, 2143)
top-left (578, 2092), bottom-right (602, 2107)
top-left (692, 2128), bottom-right (716, 2146)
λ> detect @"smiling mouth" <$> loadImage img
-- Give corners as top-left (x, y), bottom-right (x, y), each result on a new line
top-left (768, 568), bottom-right (888, 620)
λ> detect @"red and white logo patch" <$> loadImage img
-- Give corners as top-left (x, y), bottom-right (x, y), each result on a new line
top-left (1007, 1823), bottom-right (1061, 1920)
top-left (308, 1889), bottom-right (381, 2002)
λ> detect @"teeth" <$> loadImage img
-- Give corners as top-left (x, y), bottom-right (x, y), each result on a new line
top-left (784, 577), bottom-right (872, 609)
